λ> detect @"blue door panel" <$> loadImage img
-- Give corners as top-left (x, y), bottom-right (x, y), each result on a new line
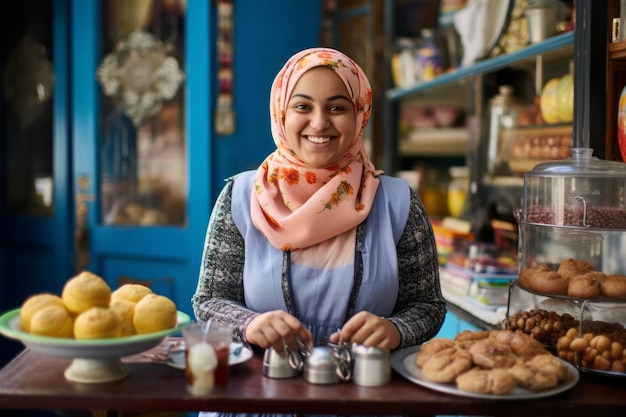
top-left (100, 255), bottom-right (192, 316)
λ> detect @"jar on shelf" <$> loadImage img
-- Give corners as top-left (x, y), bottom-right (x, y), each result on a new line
top-left (420, 167), bottom-right (449, 218)
top-left (447, 166), bottom-right (469, 218)
top-left (486, 85), bottom-right (532, 176)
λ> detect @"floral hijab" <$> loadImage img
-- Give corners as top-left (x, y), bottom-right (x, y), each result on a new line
top-left (251, 47), bottom-right (380, 251)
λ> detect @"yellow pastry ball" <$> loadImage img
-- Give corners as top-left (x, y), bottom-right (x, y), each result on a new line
top-left (29, 305), bottom-right (74, 338)
top-left (109, 299), bottom-right (136, 337)
top-left (111, 283), bottom-right (153, 304)
top-left (133, 294), bottom-right (177, 334)
top-left (74, 307), bottom-right (122, 339)
top-left (62, 271), bottom-right (112, 314)
top-left (20, 293), bottom-right (65, 333)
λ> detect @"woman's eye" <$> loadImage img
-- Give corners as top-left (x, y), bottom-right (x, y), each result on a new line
top-left (294, 103), bottom-right (311, 111)
top-left (329, 105), bottom-right (346, 112)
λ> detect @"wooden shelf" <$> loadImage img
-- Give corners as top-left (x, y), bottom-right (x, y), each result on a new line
top-left (399, 128), bottom-right (469, 156)
top-left (608, 39), bottom-right (626, 59)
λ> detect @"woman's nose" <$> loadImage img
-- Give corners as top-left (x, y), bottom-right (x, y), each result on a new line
top-left (309, 109), bottom-right (329, 130)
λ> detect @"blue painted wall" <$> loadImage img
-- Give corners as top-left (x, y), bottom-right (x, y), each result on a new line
top-left (211, 0), bottom-right (323, 203)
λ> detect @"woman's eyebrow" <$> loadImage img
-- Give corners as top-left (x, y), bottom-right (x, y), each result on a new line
top-left (289, 93), bottom-right (351, 102)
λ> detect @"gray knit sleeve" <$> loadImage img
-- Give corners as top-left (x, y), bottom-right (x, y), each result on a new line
top-left (386, 188), bottom-right (447, 348)
top-left (191, 178), bottom-right (260, 342)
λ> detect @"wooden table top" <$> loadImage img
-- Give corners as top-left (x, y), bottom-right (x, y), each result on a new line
top-left (0, 341), bottom-right (625, 416)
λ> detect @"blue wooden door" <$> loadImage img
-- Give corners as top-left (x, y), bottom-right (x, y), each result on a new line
top-left (0, 0), bottom-right (73, 363)
top-left (70, 0), bottom-right (211, 318)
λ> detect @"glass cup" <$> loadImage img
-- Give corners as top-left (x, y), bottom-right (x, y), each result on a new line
top-left (182, 322), bottom-right (233, 393)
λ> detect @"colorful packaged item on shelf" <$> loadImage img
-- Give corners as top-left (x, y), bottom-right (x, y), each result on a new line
top-left (442, 242), bottom-right (517, 311)
top-left (446, 242), bottom-right (517, 276)
top-left (431, 222), bottom-right (474, 265)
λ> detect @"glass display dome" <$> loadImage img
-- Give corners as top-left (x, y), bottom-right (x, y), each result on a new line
top-left (518, 148), bottom-right (626, 279)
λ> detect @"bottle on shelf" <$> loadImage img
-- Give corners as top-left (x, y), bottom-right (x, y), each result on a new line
top-left (391, 37), bottom-right (416, 88)
top-left (416, 29), bottom-right (442, 83)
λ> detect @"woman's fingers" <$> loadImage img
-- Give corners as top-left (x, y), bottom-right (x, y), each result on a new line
top-left (245, 310), bottom-right (312, 352)
top-left (336, 312), bottom-right (400, 350)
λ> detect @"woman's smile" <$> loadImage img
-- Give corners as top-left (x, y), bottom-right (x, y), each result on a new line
top-left (306, 135), bottom-right (333, 144)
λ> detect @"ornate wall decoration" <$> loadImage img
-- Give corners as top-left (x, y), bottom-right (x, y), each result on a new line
top-left (96, 29), bottom-right (184, 127)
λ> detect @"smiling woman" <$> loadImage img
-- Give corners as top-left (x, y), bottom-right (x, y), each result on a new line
top-left (191, 47), bottom-right (446, 417)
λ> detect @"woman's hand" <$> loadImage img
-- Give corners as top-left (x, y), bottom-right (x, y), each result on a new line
top-left (245, 310), bottom-right (312, 353)
top-left (330, 311), bottom-right (401, 350)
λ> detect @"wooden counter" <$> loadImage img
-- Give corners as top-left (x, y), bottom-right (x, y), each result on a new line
top-left (0, 344), bottom-right (625, 416)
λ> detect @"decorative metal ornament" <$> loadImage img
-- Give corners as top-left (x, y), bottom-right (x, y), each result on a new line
top-left (96, 29), bottom-right (184, 127)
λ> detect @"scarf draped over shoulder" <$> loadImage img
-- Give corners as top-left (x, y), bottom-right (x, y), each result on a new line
top-left (251, 47), bottom-right (381, 251)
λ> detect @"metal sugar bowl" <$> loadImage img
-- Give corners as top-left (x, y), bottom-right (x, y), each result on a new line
top-left (351, 344), bottom-right (391, 387)
top-left (517, 148), bottom-right (626, 290)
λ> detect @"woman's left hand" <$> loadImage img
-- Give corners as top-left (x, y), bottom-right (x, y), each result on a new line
top-left (329, 311), bottom-right (400, 350)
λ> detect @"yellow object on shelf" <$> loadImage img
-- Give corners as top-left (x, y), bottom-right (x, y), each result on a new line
top-left (540, 77), bottom-right (561, 124)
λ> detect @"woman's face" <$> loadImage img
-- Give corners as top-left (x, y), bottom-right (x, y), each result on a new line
top-left (284, 67), bottom-right (356, 168)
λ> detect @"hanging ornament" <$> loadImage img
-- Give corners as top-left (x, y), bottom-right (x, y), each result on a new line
top-left (214, 0), bottom-right (236, 135)
top-left (96, 29), bottom-right (184, 127)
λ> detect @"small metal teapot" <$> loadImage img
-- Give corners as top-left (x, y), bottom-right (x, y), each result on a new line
top-left (303, 346), bottom-right (351, 384)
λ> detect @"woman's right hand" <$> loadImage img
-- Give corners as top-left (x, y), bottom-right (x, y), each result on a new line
top-left (244, 310), bottom-right (312, 353)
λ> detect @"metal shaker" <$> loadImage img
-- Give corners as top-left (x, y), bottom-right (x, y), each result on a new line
top-left (351, 344), bottom-right (391, 386)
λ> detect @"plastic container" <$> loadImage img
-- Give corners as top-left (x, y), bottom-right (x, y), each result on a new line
top-left (517, 148), bottom-right (626, 292)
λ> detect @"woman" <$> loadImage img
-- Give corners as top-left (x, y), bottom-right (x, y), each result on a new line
top-left (192, 47), bottom-right (445, 358)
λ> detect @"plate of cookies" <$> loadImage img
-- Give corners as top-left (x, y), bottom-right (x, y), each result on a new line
top-left (391, 329), bottom-right (579, 399)
top-left (0, 271), bottom-right (192, 383)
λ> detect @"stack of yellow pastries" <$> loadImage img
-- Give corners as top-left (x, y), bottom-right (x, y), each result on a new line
top-left (19, 271), bottom-right (178, 339)
top-left (415, 329), bottom-right (571, 395)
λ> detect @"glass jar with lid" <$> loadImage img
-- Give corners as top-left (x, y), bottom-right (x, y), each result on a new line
top-left (486, 85), bottom-right (532, 176)
top-left (517, 148), bottom-right (626, 284)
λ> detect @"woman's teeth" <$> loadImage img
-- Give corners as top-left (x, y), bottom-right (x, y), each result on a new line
top-left (307, 136), bottom-right (331, 144)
